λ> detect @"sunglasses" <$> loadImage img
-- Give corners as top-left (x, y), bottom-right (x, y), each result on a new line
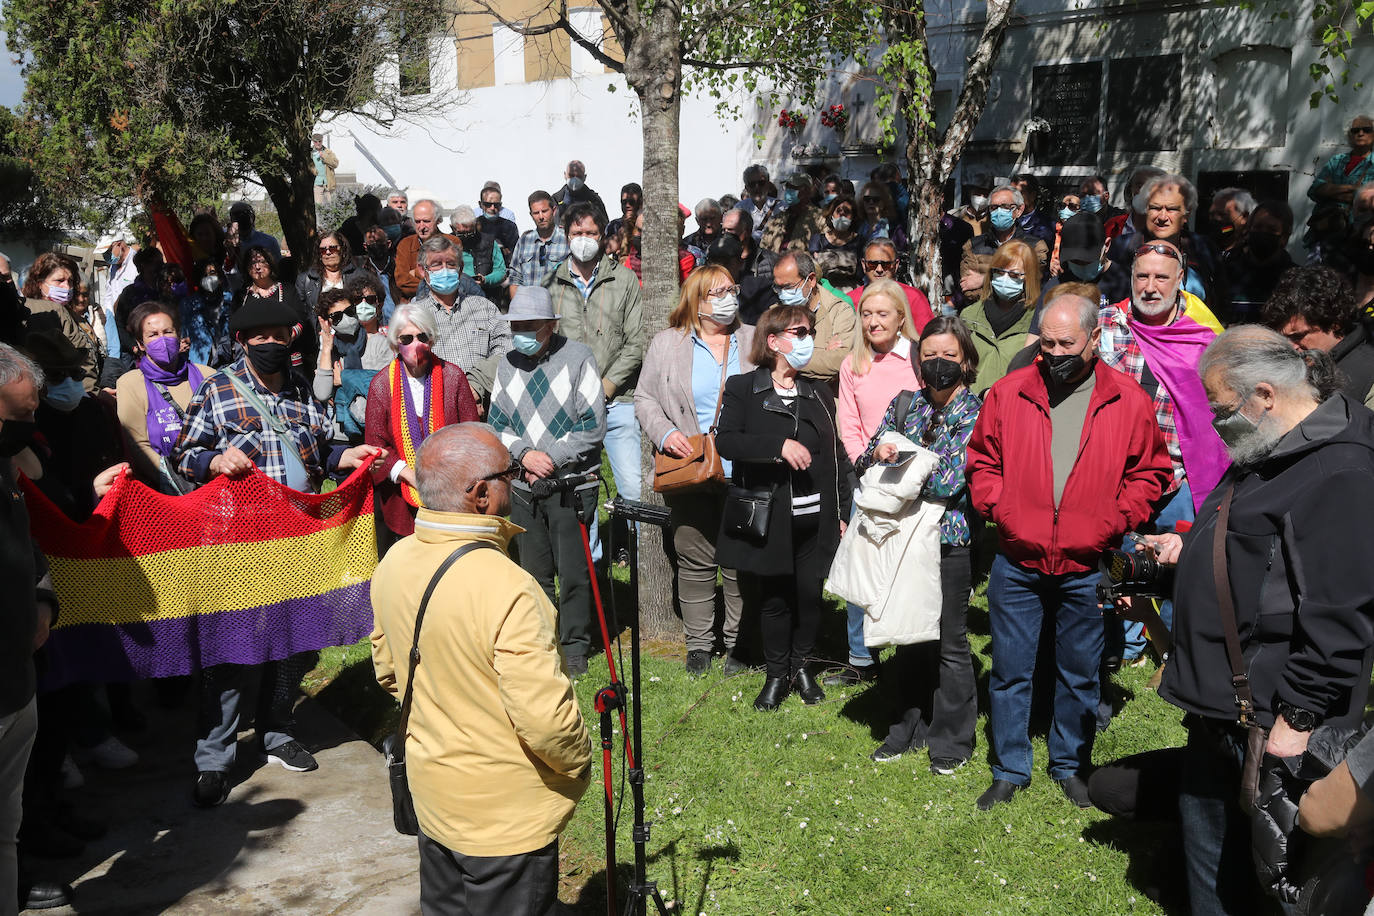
top-left (1060, 200), bottom-right (1081, 211)
top-left (922, 411), bottom-right (944, 446)
top-left (359, 293), bottom-right (381, 305)
top-left (480, 200), bottom-right (501, 210)
top-left (319, 244), bottom-right (340, 254)
top-left (397, 332), bottom-right (431, 345)
top-left (1134, 242), bottom-right (1185, 264)
top-left (1351, 126), bottom-right (1373, 134)
top-left (862, 195), bottom-right (882, 203)
top-left (863, 259), bottom-right (896, 271)
top-left (781, 326), bottom-right (814, 338)
top-left (464, 459), bottom-right (522, 493)
top-left (621, 198), bottom-right (640, 206)
top-left (327, 304), bottom-right (357, 324)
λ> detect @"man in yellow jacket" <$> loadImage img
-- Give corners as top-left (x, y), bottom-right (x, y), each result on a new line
top-left (371, 422), bottom-right (591, 913)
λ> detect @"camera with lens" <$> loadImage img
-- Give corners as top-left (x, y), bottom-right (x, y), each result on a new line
top-left (1097, 533), bottom-right (1175, 603)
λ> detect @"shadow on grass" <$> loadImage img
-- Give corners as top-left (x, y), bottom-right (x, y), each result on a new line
top-left (1081, 819), bottom-right (1189, 914)
top-left (309, 659), bottom-right (399, 749)
top-left (570, 837), bottom-right (740, 915)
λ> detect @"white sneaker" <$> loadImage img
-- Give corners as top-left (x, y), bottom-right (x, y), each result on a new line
top-left (80, 735), bottom-right (139, 769)
top-left (60, 754), bottom-right (84, 789)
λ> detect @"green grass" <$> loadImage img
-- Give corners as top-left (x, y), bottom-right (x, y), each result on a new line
top-left (308, 582), bottom-right (1187, 914)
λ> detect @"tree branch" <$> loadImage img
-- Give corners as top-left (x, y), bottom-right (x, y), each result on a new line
top-left (936, 0), bottom-right (1014, 176)
top-left (469, 0), bottom-right (627, 71)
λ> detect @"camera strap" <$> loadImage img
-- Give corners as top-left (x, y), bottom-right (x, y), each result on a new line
top-left (1211, 482), bottom-right (1256, 727)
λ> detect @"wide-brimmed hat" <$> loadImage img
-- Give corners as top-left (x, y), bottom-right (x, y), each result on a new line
top-left (228, 297), bottom-right (299, 334)
top-left (502, 286), bottom-right (560, 322)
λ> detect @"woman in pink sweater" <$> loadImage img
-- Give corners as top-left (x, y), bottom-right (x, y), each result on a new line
top-left (830, 278), bottom-right (921, 685)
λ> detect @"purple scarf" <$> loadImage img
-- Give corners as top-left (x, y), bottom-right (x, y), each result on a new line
top-left (1127, 312), bottom-right (1230, 511)
top-left (140, 338), bottom-right (205, 457)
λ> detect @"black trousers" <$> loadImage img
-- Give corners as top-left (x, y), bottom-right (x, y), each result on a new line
top-left (879, 546), bottom-right (977, 760)
top-left (509, 484), bottom-right (598, 661)
top-left (739, 514), bottom-right (823, 680)
top-left (418, 833), bottom-right (559, 916)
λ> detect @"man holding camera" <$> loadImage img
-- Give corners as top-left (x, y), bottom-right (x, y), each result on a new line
top-left (1147, 326), bottom-right (1374, 915)
top-left (487, 286), bottom-right (607, 677)
top-left (967, 293), bottom-right (1172, 811)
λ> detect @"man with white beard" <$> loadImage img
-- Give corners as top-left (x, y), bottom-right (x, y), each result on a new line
top-left (1139, 326), bottom-right (1374, 915)
top-left (1095, 239), bottom-right (1231, 661)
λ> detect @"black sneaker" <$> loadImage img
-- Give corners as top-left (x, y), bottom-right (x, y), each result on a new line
top-left (685, 650), bottom-right (712, 677)
top-left (929, 757), bottom-right (968, 776)
top-left (869, 741), bottom-right (908, 763)
top-left (19, 878), bottom-right (71, 911)
top-left (193, 771), bottom-right (230, 808)
top-left (262, 740), bottom-right (319, 773)
top-left (976, 779), bottom-right (1025, 812)
top-left (566, 655), bottom-right (589, 678)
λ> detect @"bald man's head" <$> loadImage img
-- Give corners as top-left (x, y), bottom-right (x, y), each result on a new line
top-left (415, 423), bottom-right (512, 515)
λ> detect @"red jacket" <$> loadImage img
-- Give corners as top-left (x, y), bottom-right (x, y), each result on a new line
top-left (967, 359), bottom-right (1172, 575)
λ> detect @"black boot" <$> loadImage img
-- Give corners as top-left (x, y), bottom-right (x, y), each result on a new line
top-left (753, 677), bottom-right (790, 711)
top-left (792, 668), bottom-right (825, 705)
top-left (18, 877), bottom-right (71, 911)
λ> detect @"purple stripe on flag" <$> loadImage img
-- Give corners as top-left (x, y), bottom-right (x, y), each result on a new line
top-left (38, 580), bottom-right (374, 691)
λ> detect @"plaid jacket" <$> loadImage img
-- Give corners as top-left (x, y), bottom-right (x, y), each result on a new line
top-left (173, 357), bottom-right (337, 488)
top-left (1097, 302), bottom-right (1183, 492)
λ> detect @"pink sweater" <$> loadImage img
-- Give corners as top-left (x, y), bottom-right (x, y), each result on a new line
top-left (837, 337), bottom-right (920, 464)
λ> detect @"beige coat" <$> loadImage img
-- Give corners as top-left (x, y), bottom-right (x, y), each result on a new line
top-left (115, 366), bottom-right (212, 484)
top-left (635, 324), bottom-right (756, 455)
top-left (801, 285), bottom-right (860, 385)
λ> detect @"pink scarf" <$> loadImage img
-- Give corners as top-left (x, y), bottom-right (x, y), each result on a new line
top-left (1128, 309), bottom-right (1229, 512)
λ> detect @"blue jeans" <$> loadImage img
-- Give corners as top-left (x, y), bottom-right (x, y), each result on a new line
top-left (844, 500), bottom-right (873, 667)
top-left (591, 400), bottom-right (641, 563)
top-left (1178, 719), bottom-right (1265, 916)
top-left (1123, 479), bottom-right (1193, 656)
top-left (987, 553), bottom-right (1102, 784)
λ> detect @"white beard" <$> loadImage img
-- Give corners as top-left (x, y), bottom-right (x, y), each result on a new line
top-left (1132, 291), bottom-right (1178, 319)
top-left (1225, 414), bottom-right (1284, 468)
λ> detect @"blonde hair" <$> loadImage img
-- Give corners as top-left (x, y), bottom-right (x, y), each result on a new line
top-left (669, 264), bottom-right (736, 335)
top-left (848, 278), bottom-right (916, 376)
top-left (980, 239), bottom-right (1041, 306)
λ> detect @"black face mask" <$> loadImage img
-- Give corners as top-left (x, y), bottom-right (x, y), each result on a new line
top-left (366, 241), bottom-right (389, 260)
top-left (459, 231), bottom-right (479, 247)
top-left (1247, 232), bottom-right (1284, 259)
top-left (919, 357), bottom-right (963, 391)
top-left (245, 341), bottom-right (291, 376)
top-left (1042, 349), bottom-right (1092, 384)
top-left (0, 418), bottom-right (37, 457)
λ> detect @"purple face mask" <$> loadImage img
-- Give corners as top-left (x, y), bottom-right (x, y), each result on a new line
top-left (145, 335), bottom-right (185, 371)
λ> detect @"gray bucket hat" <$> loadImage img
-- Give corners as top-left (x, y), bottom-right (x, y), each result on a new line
top-left (503, 286), bottom-right (560, 321)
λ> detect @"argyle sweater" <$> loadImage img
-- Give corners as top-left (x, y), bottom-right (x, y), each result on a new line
top-left (488, 335), bottom-right (607, 487)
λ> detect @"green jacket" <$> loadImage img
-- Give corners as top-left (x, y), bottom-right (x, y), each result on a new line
top-left (962, 297), bottom-right (1034, 394)
top-left (545, 255), bottom-right (644, 401)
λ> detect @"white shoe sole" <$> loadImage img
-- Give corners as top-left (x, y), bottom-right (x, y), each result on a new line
top-left (260, 754), bottom-right (318, 773)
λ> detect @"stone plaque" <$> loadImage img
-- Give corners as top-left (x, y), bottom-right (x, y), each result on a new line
top-left (1030, 62), bottom-right (1102, 166)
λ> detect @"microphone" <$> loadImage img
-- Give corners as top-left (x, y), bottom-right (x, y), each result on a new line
top-left (528, 471), bottom-right (600, 500)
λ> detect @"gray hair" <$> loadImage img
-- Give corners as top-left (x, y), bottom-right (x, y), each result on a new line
top-left (780, 250), bottom-right (818, 280)
top-left (1198, 325), bottom-right (1315, 402)
top-left (864, 237), bottom-right (899, 260)
top-left (413, 198), bottom-right (442, 219)
top-left (695, 198), bottom-right (722, 219)
top-left (1137, 173), bottom-right (1198, 216)
top-left (990, 183), bottom-right (1024, 209)
top-left (420, 235), bottom-right (460, 267)
top-left (386, 188), bottom-right (407, 201)
top-left (1043, 294), bottom-right (1099, 335)
top-left (450, 205), bottom-right (476, 227)
top-left (415, 422), bottom-right (508, 511)
top-left (0, 341), bottom-right (44, 390)
top-left (387, 301), bottom-right (441, 349)
top-left (1212, 187), bottom-right (1256, 219)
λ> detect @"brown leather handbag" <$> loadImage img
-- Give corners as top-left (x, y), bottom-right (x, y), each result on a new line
top-left (652, 356), bottom-right (728, 494)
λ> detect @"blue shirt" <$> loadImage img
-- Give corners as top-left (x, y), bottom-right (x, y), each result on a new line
top-left (690, 332), bottom-right (740, 476)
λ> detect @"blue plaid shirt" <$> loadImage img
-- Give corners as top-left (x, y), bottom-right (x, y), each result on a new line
top-left (509, 228), bottom-right (569, 288)
top-left (173, 358), bottom-right (339, 488)
top-left (859, 386), bottom-right (982, 546)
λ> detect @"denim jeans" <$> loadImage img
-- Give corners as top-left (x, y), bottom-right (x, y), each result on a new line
top-left (987, 553), bottom-right (1102, 785)
top-left (1123, 479), bottom-right (1193, 655)
top-left (590, 400), bottom-right (641, 564)
top-left (843, 501), bottom-right (873, 667)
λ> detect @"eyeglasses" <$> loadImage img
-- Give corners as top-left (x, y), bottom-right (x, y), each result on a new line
top-left (991, 267), bottom-right (1026, 281)
top-left (862, 259), bottom-right (896, 271)
top-left (621, 198), bottom-right (639, 207)
top-left (319, 244), bottom-right (340, 254)
top-left (1351, 126), bottom-right (1373, 134)
top-left (327, 305), bottom-right (357, 324)
top-left (480, 200), bottom-right (501, 210)
top-left (464, 459), bottom-right (522, 492)
top-left (1134, 242), bottom-right (1184, 264)
top-left (359, 293), bottom-right (381, 305)
top-left (991, 204), bottom-right (1017, 213)
top-left (397, 332), bottom-right (431, 345)
top-left (706, 284), bottom-right (741, 298)
top-left (781, 326), bottom-right (814, 338)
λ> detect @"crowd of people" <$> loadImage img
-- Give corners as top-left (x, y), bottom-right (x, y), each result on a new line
top-left (3, 113), bottom-right (1374, 913)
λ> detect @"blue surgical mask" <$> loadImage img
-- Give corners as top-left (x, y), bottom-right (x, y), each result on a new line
top-left (989, 208), bottom-right (1016, 232)
top-left (512, 331), bottom-right (543, 356)
top-left (1058, 207), bottom-right (1076, 222)
top-left (778, 283), bottom-right (808, 307)
top-left (1067, 258), bottom-right (1105, 281)
top-left (567, 176), bottom-right (585, 192)
top-left (1081, 195), bottom-right (1103, 213)
top-left (783, 189), bottom-right (800, 207)
top-left (781, 335), bottom-right (814, 370)
top-left (428, 267), bottom-right (461, 295)
top-left (481, 210), bottom-right (498, 220)
top-left (384, 225), bottom-right (402, 241)
top-left (45, 377), bottom-right (85, 412)
top-left (823, 194), bottom-right (837, 205)
top-left (991, 274), bottom-right (1024, 301)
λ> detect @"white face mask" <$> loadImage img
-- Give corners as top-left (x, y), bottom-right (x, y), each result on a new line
top-left (201, 275), bottom-right (222, 294)
top-left (970, 194), bottom-right (989, 212)
top-left (703, 294), bottom-right (738, 326)
top-left (569, 236), bottom-right (601, 263)
top-left (334, 315), bottom-right (360, 337)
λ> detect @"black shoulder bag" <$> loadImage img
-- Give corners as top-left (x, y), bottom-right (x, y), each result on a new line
top-left (385, 540), bottom-right (495, 836)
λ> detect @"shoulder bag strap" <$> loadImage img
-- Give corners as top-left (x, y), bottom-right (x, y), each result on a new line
top-left (153, 382), bottom-right (188, 422)
top-left (894, 389), bottom-right (917, 433)
top-left (393, 541), bottom-right (496, 762)
top-left (223, 370), bottom-right (313, 485)
top-left (707, 341), bottom-right (730, 434)
top-left (1211, 482), bottom-right (1256, 726)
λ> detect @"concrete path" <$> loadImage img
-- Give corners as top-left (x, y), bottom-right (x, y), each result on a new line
top-left (29, 695), bottom-right (421, 915)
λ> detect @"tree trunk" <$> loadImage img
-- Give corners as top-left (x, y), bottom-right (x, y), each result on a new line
top-left (625, 9), bottom-right (683, 640)
top-left (895, 0), bottom-right (1015, 307)
top-left (259, 141), bottom-right (321, 260)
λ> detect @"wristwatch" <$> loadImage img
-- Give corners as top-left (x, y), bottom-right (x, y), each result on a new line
top-left (1276, 701), bottom-right (1319, 732)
